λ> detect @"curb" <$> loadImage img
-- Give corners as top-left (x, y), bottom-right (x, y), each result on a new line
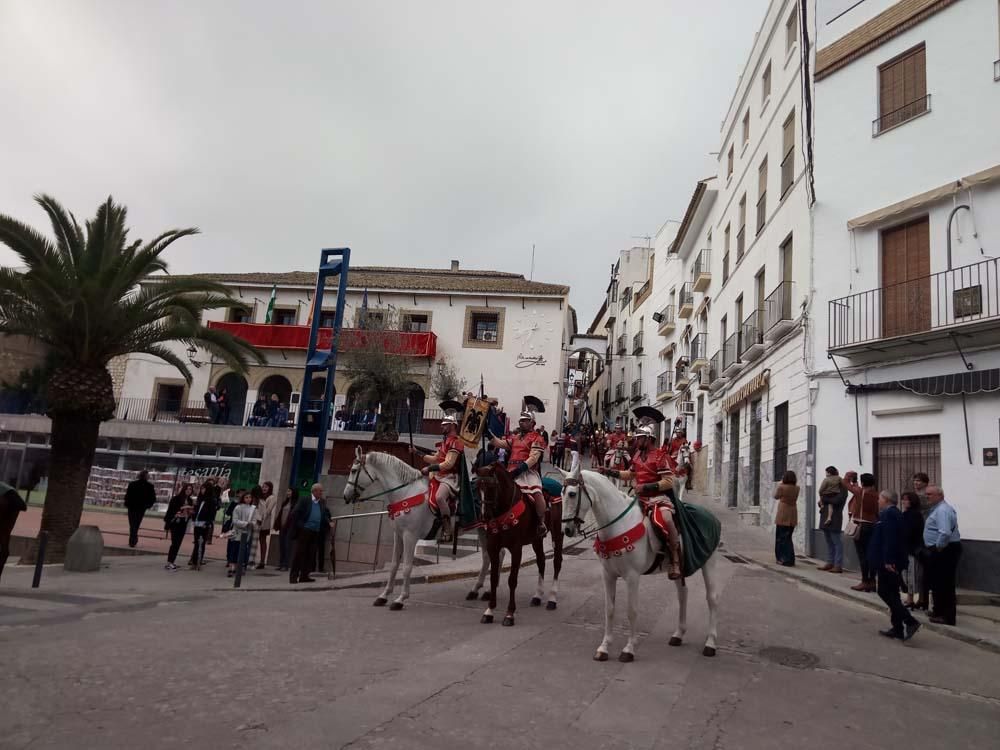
top-left (743, 553), bottom-right (1000, 656)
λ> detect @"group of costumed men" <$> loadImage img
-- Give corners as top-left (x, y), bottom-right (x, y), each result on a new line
top-left (412, 394), bottom-right (695, 580)
top-left (412, 394), bottom-right (550, 543)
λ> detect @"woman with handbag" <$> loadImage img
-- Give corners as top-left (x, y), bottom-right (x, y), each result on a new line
top-left (845, 471), bottom-right (880, 592)
top-left (163, 483), bottom-right (194, 571)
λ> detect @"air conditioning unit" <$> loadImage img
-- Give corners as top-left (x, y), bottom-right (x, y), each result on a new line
top-left (680, 401), bottom-right (696, 416)
top-left (651, 311), bottom-right (664, 323)
top-left (480, 331), bottom-right (497, 342)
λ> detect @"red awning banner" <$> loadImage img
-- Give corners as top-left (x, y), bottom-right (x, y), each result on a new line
top-left (207, 322), bottom-right (436, 357)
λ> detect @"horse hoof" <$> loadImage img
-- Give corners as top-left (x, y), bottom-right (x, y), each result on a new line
top-left (702, 646), bottom-right (717, 658)
top-left (373, 597), bottom-right (388, 607)
top-left (481, 614), bottom-right (494, 624)
top-left (668, 636), bottom-right (683, 647)
top-left (480, 591), bottom-right (492, 601)
top-left (594, 652), bottom-right (609, 662)
top-left (389, 601), bottom-right (404, 611)
top-left (465, 591), bottom-right (479, 601)
top-left (530, 597), bottom-right (542, 607)
top-left (546, 601), bottom-right (557, 611)
top-left (618, 652), bottom-right (635, 663)
top-left (502, 615), bottom-right (515, 627)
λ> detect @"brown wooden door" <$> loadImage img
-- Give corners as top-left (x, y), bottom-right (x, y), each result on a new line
top-left (881, 218), bottom-right (930, 338)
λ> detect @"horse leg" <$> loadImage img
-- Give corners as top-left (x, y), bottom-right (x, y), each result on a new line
top-left (595, 567), bottom-right (616, 661)
top-left (619, 573), bottom-right (641, 662)
top-left (530, 538), bottom-right (545, 607)
top-left (503, 544), bottom-right (523, 626)
top-left (667, 575), bottom-right (688, 646)
top-left (547, 508), bottom-right (562, 610)
top-left (482, 546), bottom-right (505, 599)
top-left (482, 542), bottom-right (499, 623)
top-left (701, 554), bottom-right (720, 657)
top-left (389, 530), bottom-right (417, 610)
top-left (467, 528), bottom-right (489, 600)
top-left (374, 530), bottom-right (400, 606)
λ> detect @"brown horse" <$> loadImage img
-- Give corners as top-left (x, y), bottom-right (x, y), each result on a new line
top-left (475, 460), bottom-right (563, 626)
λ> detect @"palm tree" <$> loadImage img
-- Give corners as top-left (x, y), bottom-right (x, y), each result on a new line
top-left (0, 195), bottom-right (265, 560)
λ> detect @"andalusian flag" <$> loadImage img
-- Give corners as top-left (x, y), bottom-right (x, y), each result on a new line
top-left (264, 285), bottom-right (277, 323)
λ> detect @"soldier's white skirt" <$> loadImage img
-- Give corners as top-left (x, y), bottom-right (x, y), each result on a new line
top-left (514, 469), bottom-right (543, 498)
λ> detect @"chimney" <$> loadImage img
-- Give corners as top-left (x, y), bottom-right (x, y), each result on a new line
top-left (450, 260), bottom-right (459, 271)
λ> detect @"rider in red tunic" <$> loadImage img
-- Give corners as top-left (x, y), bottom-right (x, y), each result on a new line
top-left (414, 409), bottom-right (463, 542)
top-left (489, 408), bottom-right (548, 538)
top-left (601, 411), bottom-right (682, 579)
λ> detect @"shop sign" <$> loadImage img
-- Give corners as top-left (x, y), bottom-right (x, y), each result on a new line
top-left (181, 466), bottom-right (232, 479)
top-left (723, 371), bottom-right (770, 412)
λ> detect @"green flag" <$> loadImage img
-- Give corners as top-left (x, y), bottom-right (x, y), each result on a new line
top-left (457, 453), bottom-right (480, 530)
top-left (264, 285), bottom-right (277, 323)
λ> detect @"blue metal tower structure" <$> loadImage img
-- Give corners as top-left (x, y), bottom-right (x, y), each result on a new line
top-left (289, 248), bottom-right (350, 489)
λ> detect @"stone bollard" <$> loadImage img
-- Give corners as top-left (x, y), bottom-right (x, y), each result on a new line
top-left (64, 525), bottom-right (104, 572)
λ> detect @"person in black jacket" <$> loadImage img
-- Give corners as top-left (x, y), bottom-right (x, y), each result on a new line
top-left (900, 491), bottom-right (927, 611)
top-left (123, 470), bottom-right (157, 548)
top-left (187, 484), bottom-right (217, 569)
top-left (163, 483), bottom-right (195, 570)
top-left (868, 490), bottom-right (920, 641)
top-left (289, 483), bottom-right (331, 584)
top-left (0, 482), bottom-right (28, 581)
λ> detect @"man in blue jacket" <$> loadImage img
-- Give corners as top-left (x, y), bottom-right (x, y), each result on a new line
top-left (868, 490), bottom-right (920, 641)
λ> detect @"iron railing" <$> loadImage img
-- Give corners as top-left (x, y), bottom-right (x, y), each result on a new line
top-left (708, 351), bottom-right (720, 382)
top-left (656, 371), bottom-right (673, 395)
top-left (615, 382), bottom-right (625, 402)
top-left (631, 379), bottom-right (642, 400)
top-left (740, 310), bottom-right (764, 356)
top-left (873, 93), bottom-right (930, 135)
top-left (616, 334), bottom-right (627, 355)
top-left (679, 283), bottom-right (694, 308)
top-left (690, 332), bottom-right (707, 362)
top-left (780, 148), bottom-right (794, 197)
top-left (113, 397), bottom-right (259, 426)
top-left (693, 249), bottom-right (711, 279)
top-left (657, 304), bottom-right (676, 328)
top-left (723, 332), bottom-right (741, 370)
top-left (632, 331), bottom-right (644, 354)
top-left (764, 280), bottom-right (795, 333)
top-left (828, 258), bottom-right (1000, 349)
top-left (605, 345), bottom-right (613, 365)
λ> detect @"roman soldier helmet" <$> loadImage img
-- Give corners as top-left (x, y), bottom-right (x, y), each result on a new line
top-left (439, 399), bottom-right (464, 426)
top-left (519, 395), bottom-right (545, 425)
top-left (632, 405), bottom-right (665, 441)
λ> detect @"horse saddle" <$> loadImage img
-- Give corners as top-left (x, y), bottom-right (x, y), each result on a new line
top-left (642, 503), bottom-right (678, 576)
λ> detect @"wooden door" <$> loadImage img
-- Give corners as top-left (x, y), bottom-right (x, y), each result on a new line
top-left (881, 218), bottom-right (930, 338)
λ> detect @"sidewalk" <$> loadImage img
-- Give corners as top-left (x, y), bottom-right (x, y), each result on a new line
top-left (692, 490), bottom-right (1000, 654)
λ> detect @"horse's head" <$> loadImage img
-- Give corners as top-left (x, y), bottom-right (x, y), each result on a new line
top-left (344, 445), bottom-right (375, 503)
top-left (475, 457), bottom-right (516, 520)
top-left (559, 451), bottom-right (591, 538)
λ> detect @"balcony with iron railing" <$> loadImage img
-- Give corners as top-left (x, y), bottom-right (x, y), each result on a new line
top-left (615, 382), bottom-right (626, 402)
top-left (678, 283), bottom-right (695, 318)
top-left (764, 280), bottom-right (795, 341)
top-left (873, 93), bottom-right (931, 136)
top-left (692, 249), bottom-right (712, 293)
top-left (675, 359), bottom-right (691, 391)
top-left (828, 258), bottom-right (1000, 357)
top-left (632, 331), bottom-right (644, 355)
top-left (656, 304), bottom-right (676, 334)
top-left (708, 351), bottom-right (726, 388)
top-left (605, 345), bottom-right (613, 365)
top-left (689, 333), bottom-right (708, 372)
top-left (740, 310), bottom-right (765, 362)
top-left (616, 334), bottom-right (627, 355)
top-left (631, 379), bottom-right (642, 401)
top-left (656, 371), bottom-right (673, 400)
top-left (722, 332), bottom-right (742, 376)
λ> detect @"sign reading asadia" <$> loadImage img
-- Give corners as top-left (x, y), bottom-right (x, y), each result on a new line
top-left (723, 371), bottom-right (769, 412)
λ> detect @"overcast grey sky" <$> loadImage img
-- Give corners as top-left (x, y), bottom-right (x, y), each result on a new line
top-left (1, 0), bottom-right (768, 327)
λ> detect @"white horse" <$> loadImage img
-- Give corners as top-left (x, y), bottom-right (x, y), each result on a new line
top-left (560, 455), bottom-right (720, 662)
top-left (343, 448), bottom-right (493, 609)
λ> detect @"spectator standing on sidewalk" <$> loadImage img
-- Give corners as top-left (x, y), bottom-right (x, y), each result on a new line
top-left (289, 483), bottom-right (331, 584)
top-left (773, 471), bottom-right (800, 566)
top-left (0, 482), bottom-right (28, 581)
top-left (846, 471), bottom-right (880, 592)
top-left (163, 483), bottom-right (194, 570)
top-left (869, 490), bottom-right (920, 641)
top-left (226, 491), bottom-right (257, 577)
top-left (123, 470), bottom-right (157, 548)
top-left (817, 466), bottom-right (847, 573)
top-left (188, 484), bottom-right (216, 568)
top-left (255, 481), bottom-right (277, 569)
top-left (923, 485), bottom-right (961, 626)
top-left (900, 492), bottom-right (927, 611)
top-left (273, 488), bottom-right (297, 571)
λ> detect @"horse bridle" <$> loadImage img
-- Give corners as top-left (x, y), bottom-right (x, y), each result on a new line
top-left (560, 477), bottom-right (588, 530)
top-left (347, 455), bottom-right (420, 504)
top-left (476, 467), bottom-right (518, 521)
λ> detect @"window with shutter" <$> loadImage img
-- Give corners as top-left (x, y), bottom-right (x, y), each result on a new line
top-left (761, 62), bottom-right (772, 104)
top-left (877, 44), bottom-right (927, 134)
top-left (756, 158), bottom-right (768, 233)
top-left (773, 402), bottom-right (789, 480)
top-left (727, 145), bottom-right (734, 179)
top-left (785, 9), bottom-right (798, 54)
top-left (781, 111), bottom-right (795, 196)
top-left (737, 196), bottom-right (746, 259)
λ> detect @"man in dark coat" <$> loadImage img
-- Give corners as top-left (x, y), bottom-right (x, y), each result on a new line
top-left (0, 482), bottom-right (28, 580)
top-left (123, 470), bottom-right (157, 548)
top-left (289, 483), bottom-right (331, 584)
top-left (869, 490), bottom-right (920, 641)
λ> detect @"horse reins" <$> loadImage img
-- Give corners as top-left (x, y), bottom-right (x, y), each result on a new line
top-left (348, 458), bottom-right (423, 504)
top-left (561, 475), bottom-right (638, 538)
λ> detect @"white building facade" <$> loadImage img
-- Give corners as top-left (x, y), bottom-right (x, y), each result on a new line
top-left (812, 0), bottom-right (1000, 590)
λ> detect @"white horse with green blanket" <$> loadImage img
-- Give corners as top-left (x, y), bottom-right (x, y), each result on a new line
top-left (560, 453), bottom-right (721, 662)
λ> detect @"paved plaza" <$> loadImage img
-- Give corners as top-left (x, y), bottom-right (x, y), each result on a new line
top-left (2, 498), bottom-right (998, 750)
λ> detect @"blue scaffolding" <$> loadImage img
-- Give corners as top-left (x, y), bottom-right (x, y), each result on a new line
top-left (289, 248), bottom-right (350, 489)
